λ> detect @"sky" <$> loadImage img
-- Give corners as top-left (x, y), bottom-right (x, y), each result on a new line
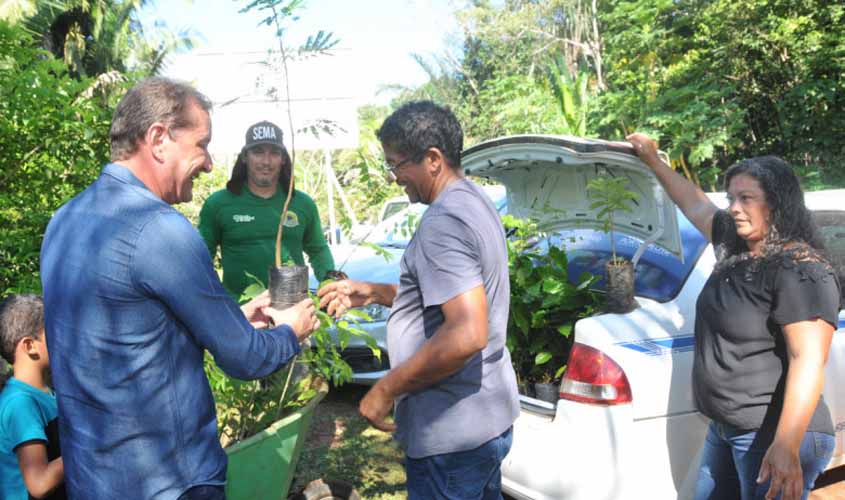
top-left (139, 0), bottom-right (465, 154)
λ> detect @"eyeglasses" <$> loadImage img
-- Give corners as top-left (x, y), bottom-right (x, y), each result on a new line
top-left (382, 157), bottom-right (414, 173)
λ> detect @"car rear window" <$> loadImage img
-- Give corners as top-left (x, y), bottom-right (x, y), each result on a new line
top-left (539, 209), bottom-right (709, 302)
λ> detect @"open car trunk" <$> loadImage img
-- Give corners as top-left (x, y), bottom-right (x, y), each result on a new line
top-left (462, 135), bottom-right (682, 263)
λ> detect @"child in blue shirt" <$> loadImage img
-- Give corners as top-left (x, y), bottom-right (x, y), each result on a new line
top-left (0, 294), bottom-right (65, 500)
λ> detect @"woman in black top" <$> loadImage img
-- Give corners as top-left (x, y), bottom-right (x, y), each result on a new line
top-left (628, 133), bottom-right (838, 500)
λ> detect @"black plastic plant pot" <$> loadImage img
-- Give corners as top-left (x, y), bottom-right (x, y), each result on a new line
top-left (605, 260), bottom-right (638, 314)
top-left (517, 381), bottom-right (534, 398)
top-left (533, 382), bottom-right (558, 404)
top-left (268, 265), bottom-right (309, 309)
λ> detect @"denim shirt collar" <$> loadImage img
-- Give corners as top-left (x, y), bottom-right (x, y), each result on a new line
top-left (101, 163), bottom-right (165, 204)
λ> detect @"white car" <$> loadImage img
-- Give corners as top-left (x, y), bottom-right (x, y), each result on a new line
top-left (344, 195), bottom-right (413, 243)
top-left (458, 135), bottom-right (845, 499)
top-left (312, 134), bottom-right (845, 498)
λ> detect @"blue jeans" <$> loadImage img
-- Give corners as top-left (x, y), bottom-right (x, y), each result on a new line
top-left (694, 421), bottom-right (835, 500)
top-left (405, 427), bottom-right (513, 500)
top-left (177, 485), bottom-right (226, 500)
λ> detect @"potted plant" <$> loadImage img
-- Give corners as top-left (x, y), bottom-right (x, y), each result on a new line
top-left (216, 371), bottom-right (328, 500)
top-left (267, 189), bottom-right (309, 309)
top-left (236, 0), bottom-right (338, 311)
top-left (586, 176), bottom-right (640, 313)
top-left (502, 215), bottom-right (599, 402)
top-left (205, 278), bottom-right (376, 499)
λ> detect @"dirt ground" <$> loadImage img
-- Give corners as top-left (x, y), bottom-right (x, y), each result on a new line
top-left (295, 385), bottom-right (845, 499)
top-left (293, 385), bottom-right (406, 499)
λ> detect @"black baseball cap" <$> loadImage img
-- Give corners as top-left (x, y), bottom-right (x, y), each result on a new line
top-left (243, 121), bottom-right (285, 151)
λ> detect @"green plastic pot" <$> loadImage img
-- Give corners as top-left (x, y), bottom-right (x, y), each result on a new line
top-left (225, 381), bottom-right (328, 500)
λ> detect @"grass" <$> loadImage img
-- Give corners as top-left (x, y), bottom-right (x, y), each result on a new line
top-left (291, 385), bottom-right (407, 499)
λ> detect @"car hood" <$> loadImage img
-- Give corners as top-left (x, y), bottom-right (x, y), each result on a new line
top-left (462, 135), bottom-right (683, 261)
top-left (309, 245), bottom-right (406, 289)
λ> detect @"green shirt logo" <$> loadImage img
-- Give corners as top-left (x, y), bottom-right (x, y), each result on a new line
top-left (283, 212), bottom-right (300, 228)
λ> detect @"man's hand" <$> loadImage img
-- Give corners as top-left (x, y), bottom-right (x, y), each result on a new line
top-left (359, 381), bottom-right (396, 432)
top-left (265, 298), bottom-right (320, 341)
top-left (240, 290), bottom-right (272, 329)
top-left (317, 279), bottom-right (363, 318)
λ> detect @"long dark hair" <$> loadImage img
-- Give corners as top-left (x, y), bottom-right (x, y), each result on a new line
top-left (225, 146), bottom-right (294, 196)
top-left (722, 156), bottom-right (824, 257)
top-left (719, 156), bottom-right (844, 306)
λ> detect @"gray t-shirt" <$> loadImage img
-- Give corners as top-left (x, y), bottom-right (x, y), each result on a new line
top-left (387, 178), bottom-right (520, 458)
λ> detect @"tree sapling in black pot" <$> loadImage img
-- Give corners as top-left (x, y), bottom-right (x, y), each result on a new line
top-left (586, 176), bottom-right (639, 313)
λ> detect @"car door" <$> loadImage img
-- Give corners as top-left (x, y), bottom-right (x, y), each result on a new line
top-left (813, 209), bottom-right (845, 466)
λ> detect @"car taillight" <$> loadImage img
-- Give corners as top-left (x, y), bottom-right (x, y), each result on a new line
top-left (559, 342), bottom-right (632, 405)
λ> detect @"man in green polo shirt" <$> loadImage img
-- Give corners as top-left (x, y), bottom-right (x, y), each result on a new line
top-left (199, 121), bottom-right (335, 300)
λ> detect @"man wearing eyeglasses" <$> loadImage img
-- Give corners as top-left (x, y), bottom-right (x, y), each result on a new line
top-left (318, 101), bottom-right (519, 500)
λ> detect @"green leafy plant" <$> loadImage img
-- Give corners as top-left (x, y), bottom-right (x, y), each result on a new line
top-left (387, 209), bottom-right (421, 241)
top-left (502, 215), bottom-right (599, 387)
top-left (305, 297), bottom-right (380, 387)
top-left (205, 353), bottom-right (299, 446)
top-left (548, 56), bottom-right (591, 136)
top-left (205, 276), bottom-right (379, 445)
top-left (586, 176), bottom-right (641, 313)
top-left (206, 3), bottom-right (358, 445)
top-left (0, 21), bottom-right (122, 295)
top-left (586, 176), bottom-right (638, 264)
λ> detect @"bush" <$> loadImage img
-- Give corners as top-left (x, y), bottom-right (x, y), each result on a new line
top-left (0, 21), bottom-right (121, 295)
top-left (206, 281), bottom-right (379, 444)
top-left (503, 215), bottom-right (600, 387)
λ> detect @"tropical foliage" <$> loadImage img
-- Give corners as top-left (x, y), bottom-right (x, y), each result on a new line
top-left (206, 282), bottom-right (379, 444)
top-left (392, 0), bottom-right (844, 191)
top-left (0, 21), bottom-right (118, 295)
top-left (586, 176), bottom-right (639, 264)
top-left (594, 0), bottom-right (845, 189)
top-left (2, 0), bottom-right (843, 347)
top-left (0, 1), bottom-right (197, 295)
top-left (3, 0), bottom-right (197, 78)
top-left (503, 215), bottom-right (599, 386)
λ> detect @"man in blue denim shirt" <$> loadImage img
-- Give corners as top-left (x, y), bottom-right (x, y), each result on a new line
top-left (40, 78), bottom-right (319, 500)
